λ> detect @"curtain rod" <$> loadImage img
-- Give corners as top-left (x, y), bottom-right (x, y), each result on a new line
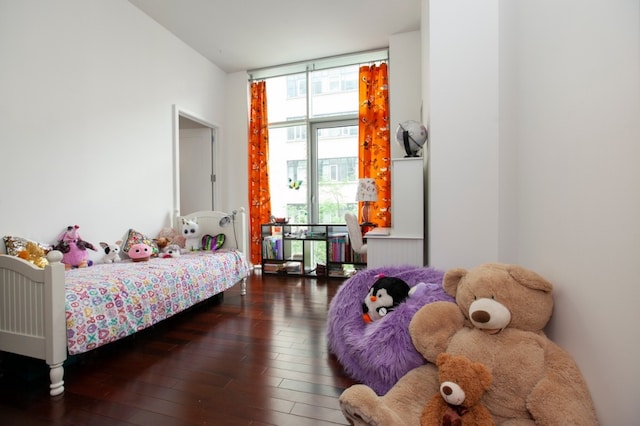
top-left (248, 48), bottom-right (388, 81)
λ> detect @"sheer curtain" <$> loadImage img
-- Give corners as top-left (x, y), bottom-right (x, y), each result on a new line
top-left (358, 63), bottom-right (391, 227)
top-left (248, 81), bottom-right (271, 265)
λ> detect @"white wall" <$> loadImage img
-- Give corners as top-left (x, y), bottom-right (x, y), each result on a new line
top-left (222, 71), bottom-right (250, 214)
top-left (389, 31), bottom-right (422, 160)
top-left (0, 0), bottom-right (227, 261)
top-left (428, 0), bottom-right (640, 423)
top-left (429, 0), bottom-right (501, 267)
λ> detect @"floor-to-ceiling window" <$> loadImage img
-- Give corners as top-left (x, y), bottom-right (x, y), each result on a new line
top-left (252, 50), bottom-right (387, 225)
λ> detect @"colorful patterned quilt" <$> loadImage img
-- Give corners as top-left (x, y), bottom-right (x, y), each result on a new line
top-left (64, 249), bottom-right (248, 355)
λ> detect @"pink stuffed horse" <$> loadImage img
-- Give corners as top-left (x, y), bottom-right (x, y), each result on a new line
top-left (53, 225), bottom-right (97, 269)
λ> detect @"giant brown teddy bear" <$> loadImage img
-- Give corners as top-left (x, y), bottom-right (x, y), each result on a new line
top-left (339, 263), bottom-right (598, 425)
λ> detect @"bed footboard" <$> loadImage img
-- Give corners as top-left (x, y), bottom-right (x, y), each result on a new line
top-left (0, 251), bottom-right (67, 396)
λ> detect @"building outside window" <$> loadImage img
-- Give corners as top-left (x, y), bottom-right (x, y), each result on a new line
top-left (266, 65), bottom-right (360, 225)
top-left (253, 50), bottom-right (387, 227)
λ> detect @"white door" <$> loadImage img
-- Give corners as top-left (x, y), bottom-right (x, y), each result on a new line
top-left (179, 127), bottom-right (214, 214)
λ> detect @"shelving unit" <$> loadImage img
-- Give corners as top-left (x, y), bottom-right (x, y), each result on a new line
top-left (260, 223), bottom-right (366, 278)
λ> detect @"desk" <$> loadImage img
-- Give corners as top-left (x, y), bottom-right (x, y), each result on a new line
top-left (365, 228), bottom-right (424, 269)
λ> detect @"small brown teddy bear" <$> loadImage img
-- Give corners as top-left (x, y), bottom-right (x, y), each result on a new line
top-left (155, 227), bottom-right (187, 249)
top-left (18, 241), bottom-right (49, 269)
top-left (153, 237), bottom-right (171, 251)
top-left (420, 353), bottom-right (494, 426)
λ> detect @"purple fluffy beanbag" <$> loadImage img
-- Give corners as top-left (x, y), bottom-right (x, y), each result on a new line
top-left (327, 265), bottom-right (455, 395)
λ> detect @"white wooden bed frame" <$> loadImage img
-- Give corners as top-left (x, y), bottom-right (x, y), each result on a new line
top-left (0, 209), bottom-right (249, 396)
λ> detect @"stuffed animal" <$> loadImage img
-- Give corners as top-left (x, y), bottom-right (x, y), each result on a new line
top-left (339, 263), bottom-right (598, 425)
top-left (180, 218), bottom-right (201, 251)
top-left (99, 241), bottom-right (122, 263)
top-left (362, 275), bottom-right (411, 323)
top-left (160, 244), bottom-right (182, 258)
top-left (420, 353), bottom-right (494, 426)
top-left (52, 225), bottom-right (97, 269)
top-left (127, 243), bottom-right (152, 262)
top-left (17, 241), bottom-right (49, 268)
top-left (156, 227), bottom-right (186, 249)
top-left (201, 233), bottom-right (225, 252)
top-left (153, 237), bottom-right (171, 252)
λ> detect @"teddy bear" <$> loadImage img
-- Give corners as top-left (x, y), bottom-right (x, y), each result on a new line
top-left (339, 263), bottom-right (598, 425)
top-left (17, 241), bottom-right (49, 268)
top-left (153, 237), bottom-right (171, 252)
top-left (156, 227), bottom-right (187, 249)
top-left (420, 353), bottom-right (494, 426)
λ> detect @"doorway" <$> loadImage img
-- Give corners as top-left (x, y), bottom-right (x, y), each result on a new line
top-left (172, 105), bottom-right (219, 222)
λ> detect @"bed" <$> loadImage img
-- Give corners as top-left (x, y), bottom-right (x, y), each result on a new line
top-left (0, 210), bottom-right (250, 396)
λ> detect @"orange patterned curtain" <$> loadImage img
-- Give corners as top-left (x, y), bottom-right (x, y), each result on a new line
top-left (248, 81), bottom-right (271, 265)
top-left (358, 63), bottom-right (391, 227)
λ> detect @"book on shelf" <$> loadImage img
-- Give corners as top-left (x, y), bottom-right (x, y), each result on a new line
top-left (263, 261), bottom-right (302, 274)
top-left (262, 236), bottom-right (283, 260)
top-left (327, 263), bottom-right (357, 277)
top-left (327, 233), bottom-right (349, 262)
top-left (284, 261), bottom-right (303, 274)
top-left (263, 262), bottom-right (285, 273)
top-left (327, 233), bottom-right (366, 264)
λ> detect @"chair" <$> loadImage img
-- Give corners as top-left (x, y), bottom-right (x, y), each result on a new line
top-left (327, 265), bottom-right (451, 395)
top-left (345, 213), bottom-right (367, 254)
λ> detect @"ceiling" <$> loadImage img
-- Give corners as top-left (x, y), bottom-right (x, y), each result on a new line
top-left (129, 0), bottom-right (422, 73)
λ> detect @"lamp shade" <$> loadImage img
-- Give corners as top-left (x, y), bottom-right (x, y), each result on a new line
top-left (356, 178), bottom-right (378, 202)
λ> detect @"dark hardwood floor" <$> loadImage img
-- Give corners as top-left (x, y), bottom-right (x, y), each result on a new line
top-left (0, 270), bottom-right (358, 425)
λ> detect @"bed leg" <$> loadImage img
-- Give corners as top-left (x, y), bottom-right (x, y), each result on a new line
top-left (241, 277), bottom-right (247, 296)
top-left (49, 362), bottom-right (65, 396)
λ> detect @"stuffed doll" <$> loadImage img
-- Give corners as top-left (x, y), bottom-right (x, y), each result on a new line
top-left (180, 218), bottom-right (201, 251)
top-left (53, 225), bottom-right (97, 269)
top-left (99, 241), bottom-right (122, 263)
top-left (160, 244), bottom-right (182, 258)
top-left (127, 243), bottom-right (152, 262)
top-left (420, 353), bottom-right (494, 426)
top-left (362, 275), bottom-right (411, 323)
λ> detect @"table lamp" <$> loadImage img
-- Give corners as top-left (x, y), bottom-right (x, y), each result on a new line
top-left (356, 178), bottom-right (378, 226)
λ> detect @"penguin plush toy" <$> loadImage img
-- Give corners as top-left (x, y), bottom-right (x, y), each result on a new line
top-left (362, 275), bottom-right (411, 323)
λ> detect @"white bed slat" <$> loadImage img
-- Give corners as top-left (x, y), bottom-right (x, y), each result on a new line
top-left (0, 266), bottom-right (45, 338)
top-left (0, 252), bottom-right (67, 395)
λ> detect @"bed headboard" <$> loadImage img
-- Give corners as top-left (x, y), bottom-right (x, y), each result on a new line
top-left (178, 209), bottom-right (249, 261)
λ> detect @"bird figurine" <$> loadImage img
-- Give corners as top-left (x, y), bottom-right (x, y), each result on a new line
top-left (288, 177), bottom-right (302, 190)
